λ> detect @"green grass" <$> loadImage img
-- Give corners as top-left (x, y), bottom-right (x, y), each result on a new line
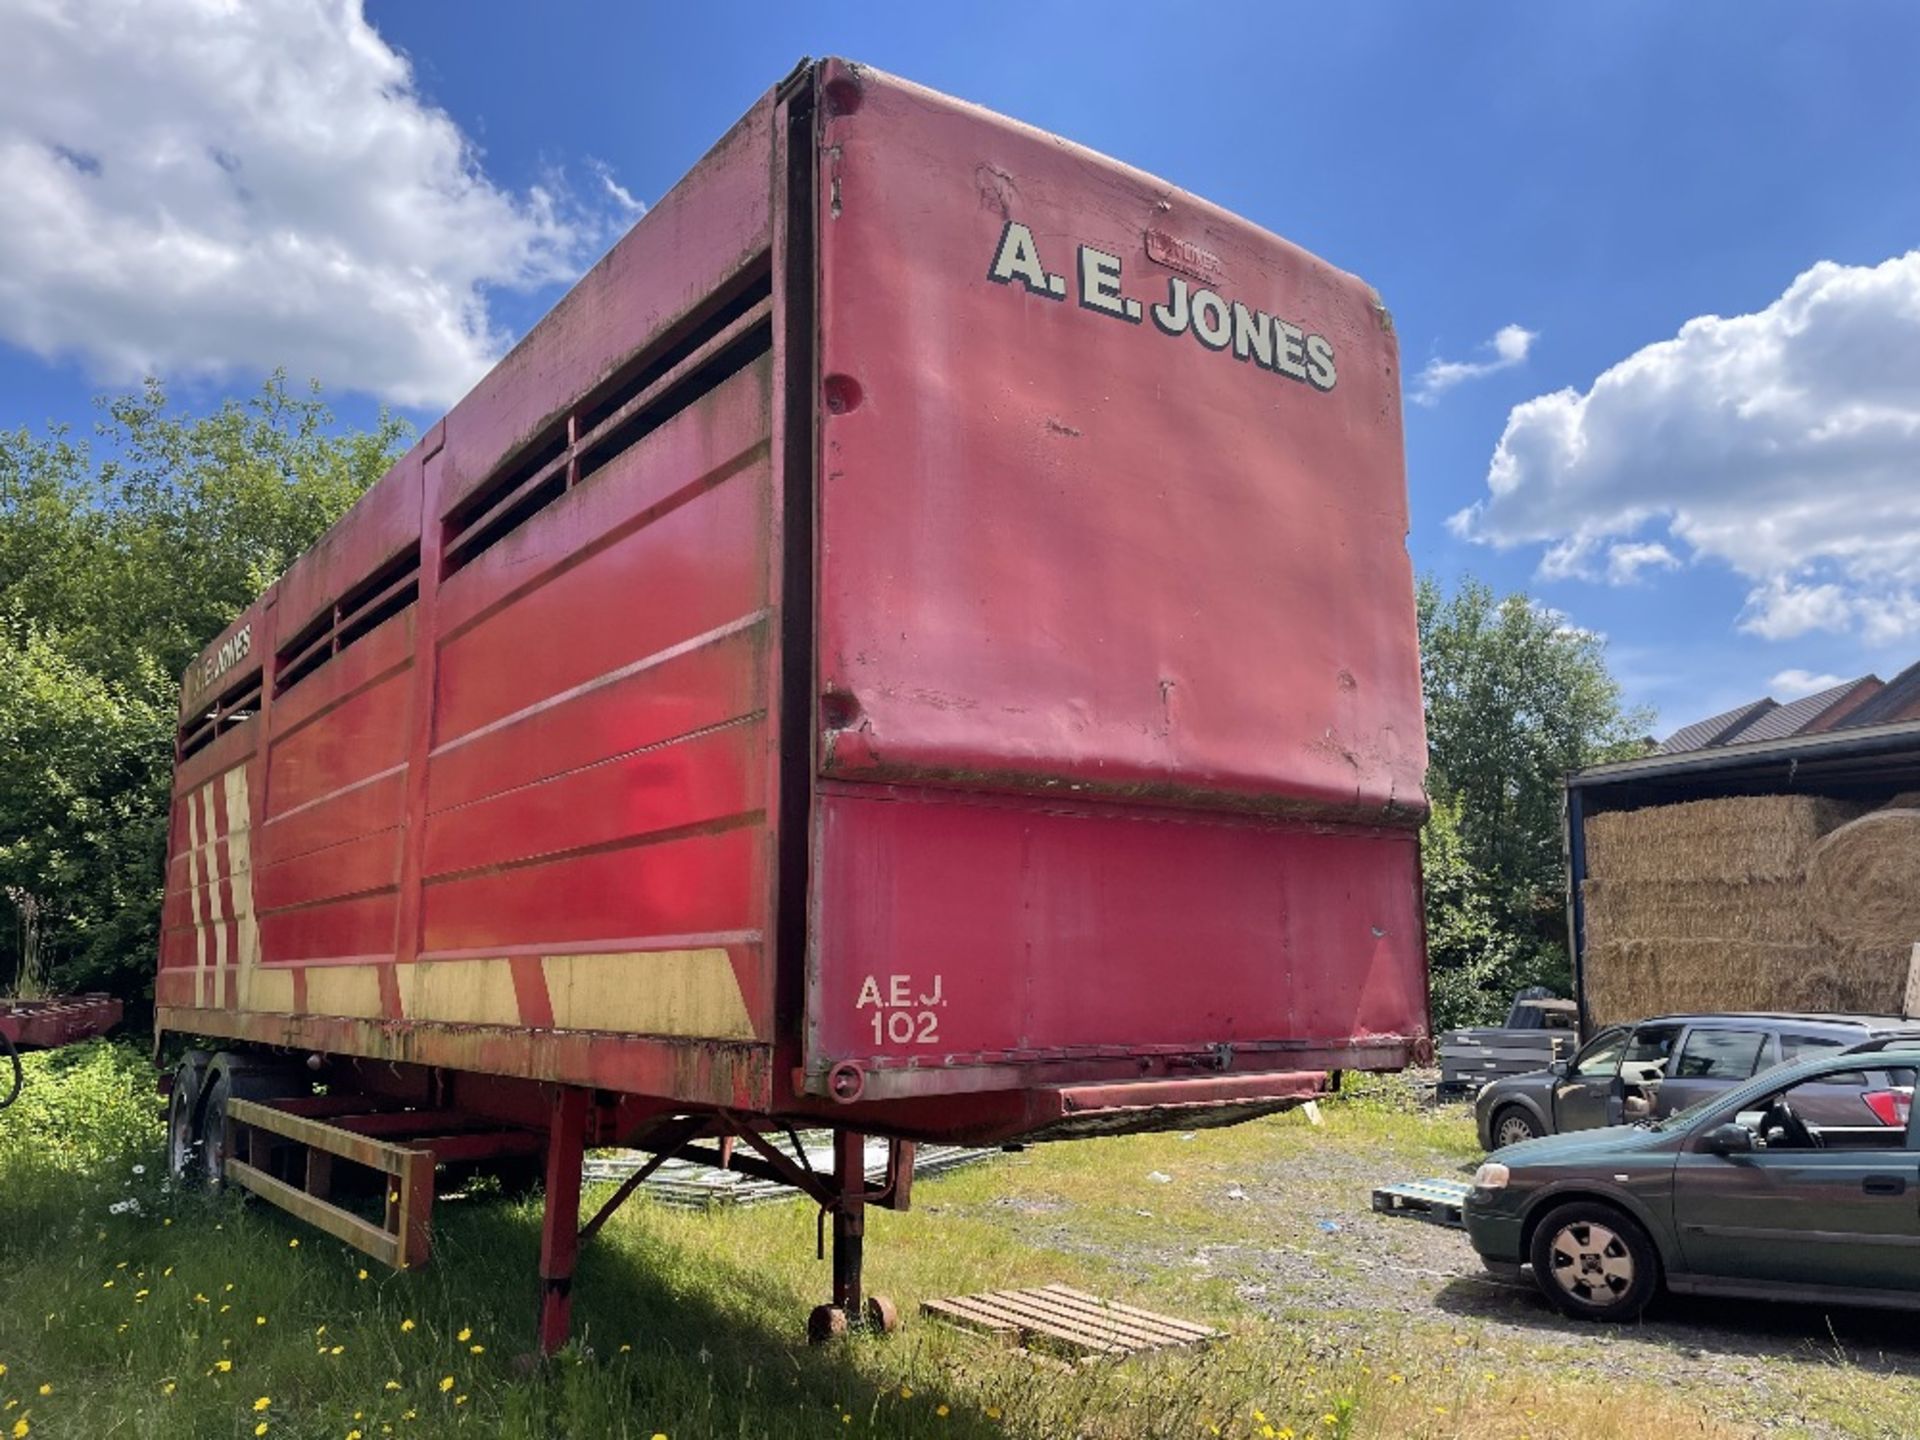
top-left (0, 1046), bottom-right (1873, 1439)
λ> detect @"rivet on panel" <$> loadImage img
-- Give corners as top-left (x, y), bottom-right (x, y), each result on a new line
top-left (822, 374), bottom-right (864, 415)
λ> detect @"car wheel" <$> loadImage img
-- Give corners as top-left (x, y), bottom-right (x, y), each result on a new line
top-left (1492, 1106), bottom-right (1542, 1148)
top-left (1528, 1201), bottom-right (1659, 1322)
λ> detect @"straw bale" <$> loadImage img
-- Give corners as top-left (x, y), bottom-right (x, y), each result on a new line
top-left (1883, 791), bottom-right (1920, 811)
top-left (1582, 878), bottom-right (1816, 949)
top-left (1584, 795), bottom-right (1862, 885)
top-left (1807, 809), bottom-right (1920, 953)
top-left (1583, 939), bottom-right (1885, 1026)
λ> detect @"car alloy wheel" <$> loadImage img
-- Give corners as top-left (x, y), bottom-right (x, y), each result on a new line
top-left (1527, 1200), bottom-right (1659, 1322)
top-left (1547, 1219), bottom-right (1634, 1304)
top-left (1494, 1109), bottom-right (1540, 1147)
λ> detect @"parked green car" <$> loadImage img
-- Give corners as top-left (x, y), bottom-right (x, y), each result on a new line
top-left (1464, 1044), bottom-right (1920, 1321)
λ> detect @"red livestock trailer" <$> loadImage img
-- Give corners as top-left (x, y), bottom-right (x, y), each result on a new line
top-left (157, 58), bottom-right (1429, 1350)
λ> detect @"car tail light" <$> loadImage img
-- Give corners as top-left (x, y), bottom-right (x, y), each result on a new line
top-left (1862, 1089), bottom-right (1912, 1127)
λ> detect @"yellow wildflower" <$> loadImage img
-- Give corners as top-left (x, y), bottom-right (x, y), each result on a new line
top-left (900, 1385), bottom-right (913, 1399)
top-left (456, 1327), bottom-right (471, 1343)
top-left (357, 1270), bottom-right (369, 1282)
top-left (163, 1267), bottom-right (173, 1277)
top-left (214, 1359), bottom-right (233, 1373)
top-left (330, 1346), bottom-right (344, 1356)
top-left (348, 1433), bottom-right (363, 1440)
top-left (135, 1289), bottom-right (150, 1299)
top-left (384, 1380), bottom-right (401, 1391)
top-left (255, 1315), bottom-right (267, 1326)
top-left (102, 1281), bottom-right (114, 1289)
top-left (13, 1417), bottom-right (29, 1438)
top-left (160, 1381), bottom-right (176, 1396)
top-left (35, 1386), bottom-right (49, 1398)
top-left (254, 1397), bottom-right (272, 1412)
top-left (219, 1304), bottom-right (232, 1313)
top-left (400, 1319), bottom-right (415, 1333)
top-left (288, 1239), bottom-right (299, 1248)
top-left (255, 1425), bottom-right (269, 1438)
top-left (454, 1396), bottom-right (467, 1407)
top-left (936, 1405), bottom-right (950, 1418)
top-left (438, 1376), bottom-right (454, 1393)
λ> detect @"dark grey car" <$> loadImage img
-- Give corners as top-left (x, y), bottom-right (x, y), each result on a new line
top-left (1474, 1012), bottom-right (1906, 1150)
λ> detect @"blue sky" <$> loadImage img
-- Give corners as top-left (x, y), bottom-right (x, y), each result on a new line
top-left (6, 3), bottom-right (1919, 736)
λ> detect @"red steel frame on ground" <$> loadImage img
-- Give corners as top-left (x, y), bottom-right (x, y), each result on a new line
top-left (155, 59), bottom-right (1430, 1350)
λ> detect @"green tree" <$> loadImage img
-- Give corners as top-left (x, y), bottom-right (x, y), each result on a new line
top-left (1417, 576), bottom-right (1651, 1026)
top-left (0, 376), bottom-right (406, 1005)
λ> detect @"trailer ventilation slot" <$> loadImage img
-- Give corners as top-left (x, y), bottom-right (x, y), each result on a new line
top-left (274, 545), bottom-right (422, 697)
top-left (442, 261), bottom-right (774, 577)
top-left (178, 668), bottom-right (264, 761)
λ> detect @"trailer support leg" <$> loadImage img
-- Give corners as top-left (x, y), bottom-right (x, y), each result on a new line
top-left (803, 1129), bottom-right (899, 1340)
top-left (831, 1128), bottom-right (866, 1318)
top-left (537, 1086), bottom-right (590, 1356)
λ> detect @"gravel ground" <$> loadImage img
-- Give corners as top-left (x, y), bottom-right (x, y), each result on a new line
top-left (938, 1094), bottom-right (1920, 1436)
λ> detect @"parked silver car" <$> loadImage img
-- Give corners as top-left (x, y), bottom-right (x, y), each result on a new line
top-left (1473, 1012), bottom-right (1907, 1150)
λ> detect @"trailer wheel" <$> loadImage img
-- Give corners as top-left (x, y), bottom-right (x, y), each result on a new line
top-left (165, 1050), bottom-right (213, 1186)
top-left (865, 1294), bottom-right (901, 1334)
top-left (807, 1304), bottom-right (850, 1344)
top-left (199, 1055), bottom-right (303, 1193)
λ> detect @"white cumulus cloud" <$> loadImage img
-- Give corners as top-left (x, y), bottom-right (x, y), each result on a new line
top-left (1450, 251), bottom-right (1920, 641)
top-left (1770, 668), bottom-right (1848, 699)
top-left (1605, 541), bottom-right (1681, 586)
top-left (0, 0), bottom-right (643, 409)
top-left (1412, 323), bottom-right (1537, 405)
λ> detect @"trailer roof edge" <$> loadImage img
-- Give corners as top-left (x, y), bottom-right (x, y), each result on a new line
top-left (1569, 716), bottom-right (1920, 789)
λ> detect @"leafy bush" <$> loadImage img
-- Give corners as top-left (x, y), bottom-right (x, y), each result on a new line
top-left (0, 1038), bottom-right (161, 1174)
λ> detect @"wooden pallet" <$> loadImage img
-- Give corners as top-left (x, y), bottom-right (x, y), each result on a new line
top-left (922, 1284), bottom-right (1219, 1362)
top-left (1370, 1176), bottom-right (1472, 1229)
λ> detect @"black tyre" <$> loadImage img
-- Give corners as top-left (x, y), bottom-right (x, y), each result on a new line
top-left (1528, 1201), bottom-right (1659, 1322)
top-left (165, 1051), bottom-right (212, 1186)
top-left (199, 1066), bottom-right (240, 1191)
top-left (198, 1055), bottom-right (303, 1192)
top-left (1492, 1105), bottom-right (1543, 1149)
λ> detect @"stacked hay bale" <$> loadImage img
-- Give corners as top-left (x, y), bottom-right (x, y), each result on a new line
top-left (1806, 809), bottom-right (1920, 1014)
top-left (1581, 796), bottom-right (1867, 1024)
